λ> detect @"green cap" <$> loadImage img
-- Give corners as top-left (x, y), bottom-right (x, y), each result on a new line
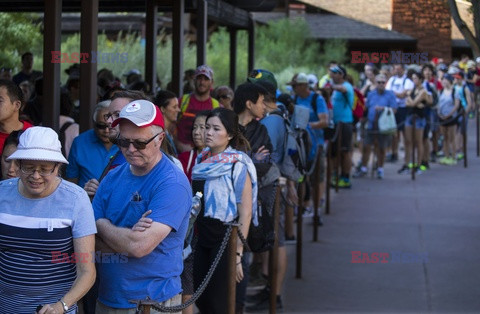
top-left (247, 69), bottom-right (278, 90)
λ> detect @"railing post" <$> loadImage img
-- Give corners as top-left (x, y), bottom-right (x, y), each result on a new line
top-left (335, 123), bottom-right (342, 192)
top-left (463, 111), bottom-right (468, 168)
top-left (295, 181), bottom-right (305, 279)
top-left (312, 152), bottom-right (321, 242)
top-left (268, 181), bottom-right (283, 314)
top-left (411, 115), bottom-right (416, 181)
top-left (325, 142), bottom-right (331, 215)
top-left (227, 224), bottom-right (237, 314)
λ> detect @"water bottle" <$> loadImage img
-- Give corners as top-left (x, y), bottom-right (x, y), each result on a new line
top-left (191, 192), bottom-right (203, 217)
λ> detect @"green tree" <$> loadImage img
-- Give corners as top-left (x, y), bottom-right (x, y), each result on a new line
top-left (0, 13), bottom-right (42, 70)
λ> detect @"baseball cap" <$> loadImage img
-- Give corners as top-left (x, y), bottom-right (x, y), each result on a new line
top-left (111, 99), bottom-right (165, 129)
top-left (7, 126), bottom-right (68, 164)
top-left (329, 65), bottom-right (347, 76)
top-left (195, 65), bottom-right (214, 80)
top-left (247, 69), bottom-right (278, 90)
top-left (287, 73), bottom-right (309, 85)
top-left (307, 74), bottom-right (318, 89)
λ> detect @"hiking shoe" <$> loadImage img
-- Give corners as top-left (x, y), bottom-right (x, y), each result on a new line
top-left (456, 153), bottom-right (464, 160)
top-left (397, 164), bottom-right (409, 174)
top-left (419, 162), bottom-right (429, 171)
top-left (439, 157), bottom-right (449, 165)
top-left (377, 168), bottom-right (384, 179)
top-left (353, 167), bottom-right (368, 178)
top-left (246, 287), bottom-right (270, 304)
top-left (446, 157), bottom-right (457, 165)
top-left (246, 295), bottom-right (283, 312)
top-left (386, 153), bottom-right (398, 163)
top-left (337, 178), bottom-right (352, 188)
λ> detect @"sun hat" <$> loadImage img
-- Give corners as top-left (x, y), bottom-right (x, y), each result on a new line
top-left (111, 99), bottom-right (165, 129)
top-left (7, 126), bottom-right (68, 164)
top-left (287, 73), bottom-right (309, 85)
top-left (194, 65), bottom-right (214, 80)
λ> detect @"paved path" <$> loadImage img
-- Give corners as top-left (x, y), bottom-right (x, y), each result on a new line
top-left (280, 123), bottom-right (480, 314)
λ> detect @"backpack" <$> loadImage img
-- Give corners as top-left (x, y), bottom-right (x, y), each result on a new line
top-left (425, 81), bottom-right (439, 107)
top-left (343, 88), bottom-right (365, 123)
top-left (271, 106), bottom-right (313, 181)
top-left (231, 162), bottom-right (275, 253)
top-left (59, 121), bottom-right (74, 158)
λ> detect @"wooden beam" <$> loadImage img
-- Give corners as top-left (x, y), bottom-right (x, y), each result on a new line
top-left (145, 0), bottom-right (158, 95)
top-left (248, 18), bottom-right (255, 74)
top-left (42, 0), bottom-right (61, 130)
top-left (172, 0), bottom-right (185, 96)
top-left (196, 0), bottom-right (207, 67)
top-left (79, 0), bottom-right (98, 133)
top-left (229, 28), bottom-right (237, 89)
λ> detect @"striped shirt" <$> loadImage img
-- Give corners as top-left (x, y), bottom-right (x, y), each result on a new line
top-left (0, 178), bottom-right (96, 313)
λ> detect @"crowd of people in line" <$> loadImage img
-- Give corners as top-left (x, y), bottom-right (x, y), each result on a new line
top-left (0, 51), bottom-right (479, 314)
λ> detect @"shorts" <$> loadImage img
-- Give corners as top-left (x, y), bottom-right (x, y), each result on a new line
top-left (405, 115), bottom-right (426, 129)
top-left (331, 122), bottom-right (353, 156)
top-left (395, 107), bottom-right (408, 131)
top-left (310, 145), bottom-right (325, 184)
top-left (96, 294), bottom-right (182, 314)
top-left (364, 130), bottom-right (392, 149)
top-left (181, 237), bottom-right (196, 295)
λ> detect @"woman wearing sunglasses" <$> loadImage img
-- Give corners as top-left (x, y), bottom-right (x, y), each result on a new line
top-left (191, 108), bottom-right (257, 314)
top-left (0, 126), bottom-right (96, 313)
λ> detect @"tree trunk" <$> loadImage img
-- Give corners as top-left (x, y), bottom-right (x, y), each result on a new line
top-left (448, 0), bottom-right (480, 57)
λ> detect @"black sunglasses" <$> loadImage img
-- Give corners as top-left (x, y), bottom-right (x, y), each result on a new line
top-left (219, 95), bottom-right (231, 99)
top-left (95, 123), bottom-right (110, 130)
top-left (115, 133), bottom-right (161, 150)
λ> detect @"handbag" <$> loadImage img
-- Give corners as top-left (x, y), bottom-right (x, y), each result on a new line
top-left (377, 107), bottom-right (397, 134)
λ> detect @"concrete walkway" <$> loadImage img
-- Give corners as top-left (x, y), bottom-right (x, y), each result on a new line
top-left (281, 123), bottom-right (480, 313)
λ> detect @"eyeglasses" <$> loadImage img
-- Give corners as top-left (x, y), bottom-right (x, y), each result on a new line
top-left (95, 123), bottom-right (110, 130)
top-left (218, 95), bottom-right (231, 100)
top-left (19, 161), bottom-right (58, 176)
top-left (103, 111), bottom-right (120, 122)
top-left (115, 133), bottom-right (161, 150)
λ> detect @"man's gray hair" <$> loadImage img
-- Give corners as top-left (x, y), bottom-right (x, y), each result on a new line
top-left (375, 74), bottom-right (387, 82)
top-left (93, 100), bottom-right (112, 122)
top-left (150, 125), bottom-right (164, 143)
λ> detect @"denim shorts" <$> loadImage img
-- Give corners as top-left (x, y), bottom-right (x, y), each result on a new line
top-left (405, 115), bottom-right (426, 129)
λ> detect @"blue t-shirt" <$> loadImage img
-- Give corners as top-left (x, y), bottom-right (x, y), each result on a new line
top-left (295, 92), bottom-right (328, 146)
top-left (331, 82), bottom-right (354, 123)
top-left (0, 179), bottom-right (96, 313)
top-left (93, 155), bottom-right (192, 308)
top-left (66, 129), bottom-right (119, 188)
top-left (365, 89), bottom-right (397, 129)
top-left (261, 112), bottom-right (285, 164)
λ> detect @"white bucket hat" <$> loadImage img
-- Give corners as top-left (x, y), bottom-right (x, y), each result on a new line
top-left (7, 126), bottom-right (69, 164)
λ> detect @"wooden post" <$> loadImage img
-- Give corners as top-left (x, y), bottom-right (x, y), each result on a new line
top-left (335, 123), bottom-right (342, 192)
top-left (295, 181), bottom-right (305, 279)
top-left (325, 142), bottom-right (331, 215)
top-left (463, 111), bottom-right (467, 168)
top-left (227, 225), bottom-right (237, 314)
top-left (476, 100), bottom-right (479, 157)
top-left (312, 152), bottom-right (320, 242)
top-left (145, 0), bottom-right (158, 95)
top-left (411, 115), bottom-right (416, 181)
top-left (268, 182), bottom-right (283, 314)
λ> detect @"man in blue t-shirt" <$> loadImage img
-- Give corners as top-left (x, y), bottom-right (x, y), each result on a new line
top-left (329, 65), bottom-right (354, 188)
top-left (93, 100), bottom-right (191, 312)
top-left (291, 72), bottom-right (329, 216)
top-left (353, 74), bottom-right (397, 179)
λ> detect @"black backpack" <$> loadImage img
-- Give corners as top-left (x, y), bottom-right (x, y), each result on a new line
top-left (59, 121), bottom-right (74, 158)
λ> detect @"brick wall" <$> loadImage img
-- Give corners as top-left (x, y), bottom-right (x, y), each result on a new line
top-left (392, 0), bottom-right (451, 62)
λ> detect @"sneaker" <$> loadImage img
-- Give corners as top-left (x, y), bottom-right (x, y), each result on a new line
top-left (398, 164), bottom-right (409, 174)
top-left (436, 150), bottom-right (445, 158)
top-left (377, 168), bottom-right (384, 179)
top-left (330, 174), bottom-right (338, 187)
top-left (246, 287), bottom-right (270, 304)
top-left (386, 153), bottom-right (398, 163)
top-left (353, 166), bottom-right (368, 178)
top-left (439, 157), bottom-right (449, 165)
top-left (456, 153), bottom-right (464, 160)
top-left (419, 161), bottom-right (429, 171)
top-left (248, 264), bottom-right (268, 288)
top-left (415, 166), bottom-right (423, 175)
top-left (446, 157), bottom-right (457, 165)
top-left (302, 206), bottom-right (314, 218)
top-left (430, 152), bottom-right (437, 163)
top-left (246, 295), bottom-right (283, 312)
top-left (337, 178), bottom-right (352, 188)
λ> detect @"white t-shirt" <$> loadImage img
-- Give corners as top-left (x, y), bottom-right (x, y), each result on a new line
top-left (386, 75), bottom-right (414, 108)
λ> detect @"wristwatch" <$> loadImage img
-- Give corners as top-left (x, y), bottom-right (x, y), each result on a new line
top-left (59, 299), bottom-right (68, 313)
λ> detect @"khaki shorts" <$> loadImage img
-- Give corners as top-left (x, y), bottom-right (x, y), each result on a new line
top-left (310, 145), bottom-right (325, 184)
top-left (96, 294), bottom-right (182, 314)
